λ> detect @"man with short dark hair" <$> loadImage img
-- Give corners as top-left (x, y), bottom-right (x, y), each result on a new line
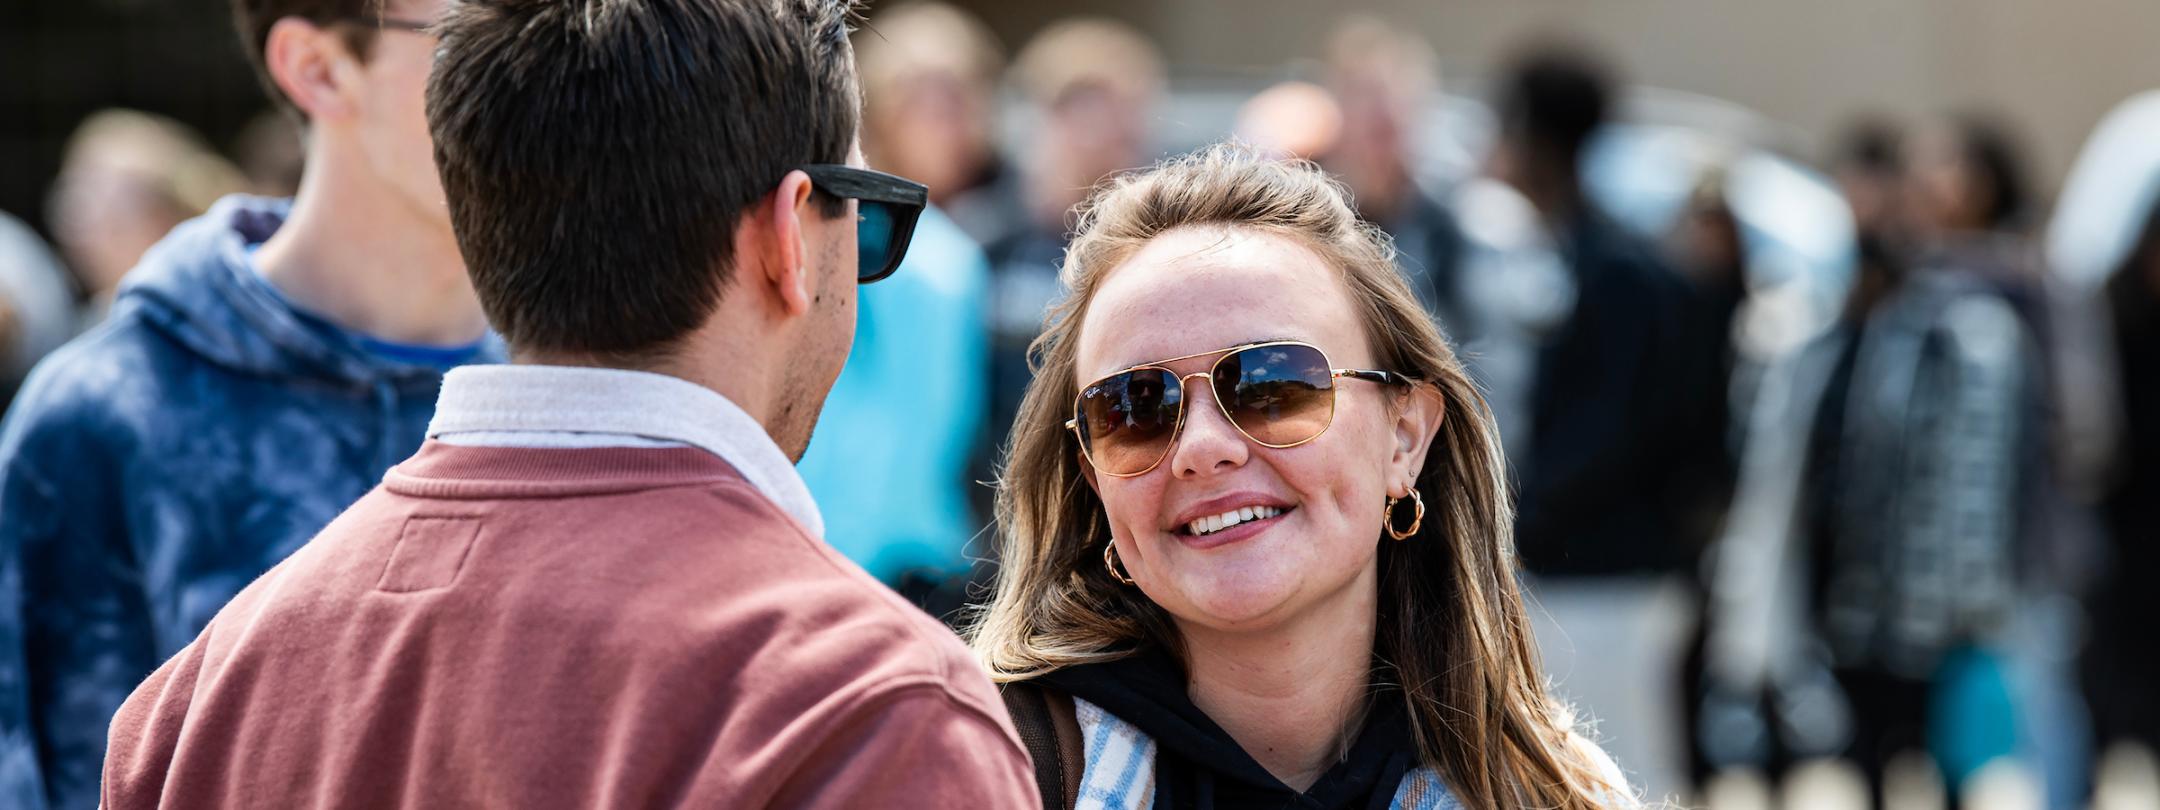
top-left (0, 1), bottom-right (495, 807)
top-left (97, 1), bottom-right (1038, 807)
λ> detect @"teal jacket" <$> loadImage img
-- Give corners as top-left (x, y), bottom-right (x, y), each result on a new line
top-left (798, 206), bottom-right (990, 586)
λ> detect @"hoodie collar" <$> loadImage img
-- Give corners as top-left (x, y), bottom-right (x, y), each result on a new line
top-left (1040, 648), bottom-right (1419, 810)
top-left (116, 195), bottom-right (501, 386)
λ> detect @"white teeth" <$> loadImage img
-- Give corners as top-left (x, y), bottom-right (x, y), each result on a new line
top-left (1186, 506), bottom-right (1287, 536)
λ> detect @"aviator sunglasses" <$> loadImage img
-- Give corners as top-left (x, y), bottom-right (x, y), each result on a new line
top-left (1066, 341), bottom-right (1411, 477)
top-left (799, 164), bottom-right (928, 283)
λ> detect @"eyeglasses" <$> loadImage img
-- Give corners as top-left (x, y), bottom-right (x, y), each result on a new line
top-left (339, 16), bottom-right (433, 33)
top-left (799, 164), bottom-right (927, 284)
top-left (1065, 340), bottom-right (1411, 477)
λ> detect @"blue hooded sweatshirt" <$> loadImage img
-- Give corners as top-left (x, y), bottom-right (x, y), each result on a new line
top-left (0, 196), bottom-right (500, 810)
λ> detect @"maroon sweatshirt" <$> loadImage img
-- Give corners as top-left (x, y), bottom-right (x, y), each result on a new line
top-left (101, 442), bottom-right (1040, 809)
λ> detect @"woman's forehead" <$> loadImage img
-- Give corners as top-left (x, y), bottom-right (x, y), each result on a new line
top-left (1075, 227), bottom-right (1366, 377)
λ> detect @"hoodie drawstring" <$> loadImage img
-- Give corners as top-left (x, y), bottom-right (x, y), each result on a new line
top-left (1365, 751), bottom-right (1413, 810)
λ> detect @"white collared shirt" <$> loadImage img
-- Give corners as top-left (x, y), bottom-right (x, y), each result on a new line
top-left (427, 364), bottom-right (824, 538)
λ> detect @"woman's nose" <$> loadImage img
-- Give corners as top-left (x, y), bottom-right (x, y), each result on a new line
top-left (1169, 372), bottom-right (1249, 478)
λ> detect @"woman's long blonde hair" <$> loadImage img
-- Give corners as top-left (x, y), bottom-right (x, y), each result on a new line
top-left (965, 144), bottom-right (1623, 809)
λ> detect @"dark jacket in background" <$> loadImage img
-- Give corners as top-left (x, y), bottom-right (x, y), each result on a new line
top-left (1516, 209), bottom-right (1718, 577)
top-left (0, 196), bottom-right (499, 810)
top-left (2087, 259), bottom-right (2160, 748)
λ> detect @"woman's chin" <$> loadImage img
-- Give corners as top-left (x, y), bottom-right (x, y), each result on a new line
top-left (1156, 567), bottom-right (1306, 630)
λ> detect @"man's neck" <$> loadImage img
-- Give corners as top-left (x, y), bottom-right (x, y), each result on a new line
top-left (516, 336), bottom-right (778, 444)
top-left (254, 146), bottom-right (487, 347)
top-left (1179, 569), bottom-right (1379, 793)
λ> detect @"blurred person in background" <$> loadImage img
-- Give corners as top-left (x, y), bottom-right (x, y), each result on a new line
top-left (1483, 40), bottom-right (1716, 799)
top-left (1910, 114), bottom-right (2037, 246)
top-left (1703, 119), bottom-right (2036, 808)
top-left (1667, 166), bottom-right (1753, 794)
top-left (1320, 16), bottom-right (1468, 332)
top-left (2049, 89), bottom-right (2160, 809)
top-left (44, 109), bottom-right (246, 328)
top-left (1231, 80), bottom-right (1342, 163)
top-left (1836, 117), bottom-right (1916, 248)
top-left (1663, 168), bottom-right (1749, 540)
top-left (1484, 41), bottom-right (1712, 576)
top-left (0, 213), bottom-right (75, 409)
top-left (1908, 113), bottom-right (2052, 341)
top-left (1911, 112), bottom-right (2093, 806)
top-left (1696, 123), bottom-right (1918, 791)
top-left (854, 1), bottom-right (1003, 206)
top-left (797, 1), bottom-right (995, 619)
top-left (961, 17), bottom-right (1164, 521)
top-left (2082, 185), bottom-right (2160, 772)
top-left (1831, 119), bottom-right (1919, 329)
top-left (0, 0), bottom-right (499, 806)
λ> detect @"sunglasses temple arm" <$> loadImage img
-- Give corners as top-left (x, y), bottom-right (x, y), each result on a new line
top-left (1333, 369), bottom-right (1402, 385)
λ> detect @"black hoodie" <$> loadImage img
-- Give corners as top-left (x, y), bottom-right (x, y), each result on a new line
top-left (1037, 648), bottom-right (1427, 810)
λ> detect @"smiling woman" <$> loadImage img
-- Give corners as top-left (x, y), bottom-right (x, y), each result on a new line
top-left (968, 144), bottom-right (1634, 809)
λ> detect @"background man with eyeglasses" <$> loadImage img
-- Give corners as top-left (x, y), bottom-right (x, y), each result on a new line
top-left (0, 0), bottom-right (498, 806)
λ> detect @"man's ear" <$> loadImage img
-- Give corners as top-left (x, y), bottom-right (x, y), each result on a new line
top-left (1388, 385), bottom-right (1446, 498)
top-left (264, 18), bottom-right (361, 123)
top-left (757, 169), bottom-right (818, 317)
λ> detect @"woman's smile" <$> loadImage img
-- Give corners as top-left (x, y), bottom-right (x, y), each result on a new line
top-left (1173, 503), bottom-right (1296, 550)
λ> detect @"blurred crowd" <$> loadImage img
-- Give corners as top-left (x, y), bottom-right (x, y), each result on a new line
top-left (4, 2), bottom-right (2160, 808)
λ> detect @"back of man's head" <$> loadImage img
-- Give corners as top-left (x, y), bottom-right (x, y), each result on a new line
top-left (428, 0), bottom-right (860, 359)
top-left (1495, 42), bottom-right (1611, 170)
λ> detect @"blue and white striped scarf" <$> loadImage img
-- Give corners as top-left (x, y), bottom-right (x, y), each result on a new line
top-left (1070, 698), bottom-right (1465, 809)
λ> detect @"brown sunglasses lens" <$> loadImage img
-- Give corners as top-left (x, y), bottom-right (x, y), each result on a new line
top-left (1077, 368), bottom-right (1184, 475)
top-left (1212, 343), bottom-right (1336, 446)
top-left (1078, 343), bottom-right (1344, 475)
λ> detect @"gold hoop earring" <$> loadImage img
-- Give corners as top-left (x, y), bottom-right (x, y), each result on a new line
top-left (1104, 540), bottom-right (1136, 585)
top-left (1384, 488), bottom-right (1425, 541)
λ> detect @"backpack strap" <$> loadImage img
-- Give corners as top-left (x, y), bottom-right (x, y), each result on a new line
top-left (999, 681), bottom-right (1085, 809)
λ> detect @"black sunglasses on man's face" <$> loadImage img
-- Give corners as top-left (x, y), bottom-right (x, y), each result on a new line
top-left (798, 165), bottom-right (927, 284)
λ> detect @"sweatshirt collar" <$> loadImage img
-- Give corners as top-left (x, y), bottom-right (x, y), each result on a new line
top-left (427, 364), bottom-right (824, 537)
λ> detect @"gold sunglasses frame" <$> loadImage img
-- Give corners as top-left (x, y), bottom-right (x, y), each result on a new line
top-left (1064, 340), bottom-right (1408, 478)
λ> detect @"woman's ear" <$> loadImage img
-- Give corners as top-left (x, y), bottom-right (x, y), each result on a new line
top-left (1387, 384), bottom-right (1446, 498)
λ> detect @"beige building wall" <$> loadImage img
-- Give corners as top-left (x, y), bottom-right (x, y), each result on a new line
top-left (951, 0), bottom-right (2160, 198)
